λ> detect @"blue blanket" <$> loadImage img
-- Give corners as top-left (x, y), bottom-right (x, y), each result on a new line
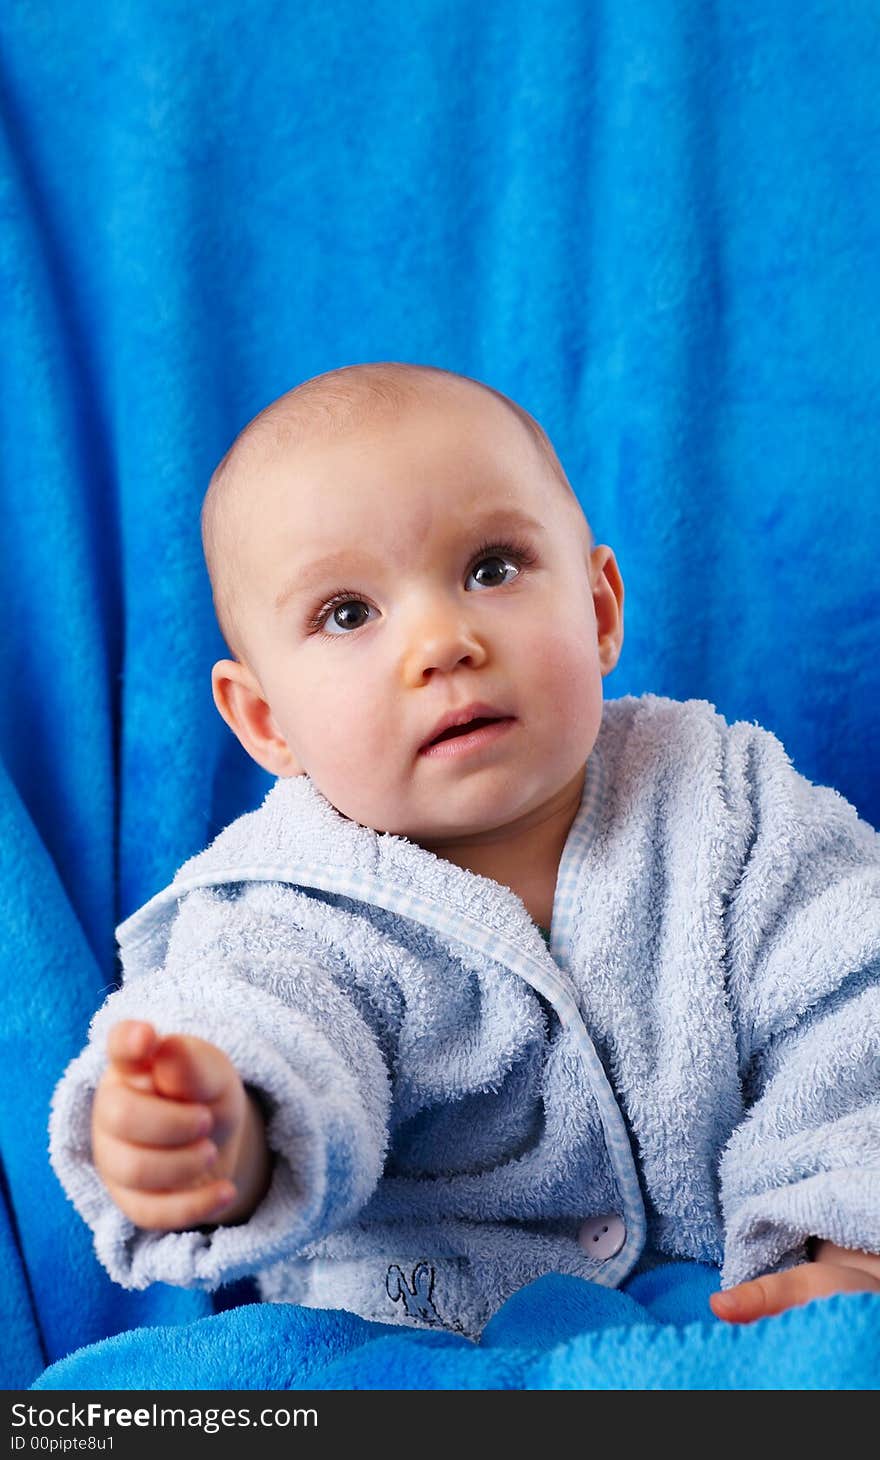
top-left (2, 0), bottom-right (878, 1389)
top-left (32, 1265), bottom-right (880, 1391)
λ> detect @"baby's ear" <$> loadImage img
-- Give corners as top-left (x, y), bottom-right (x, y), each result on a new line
top-left (590, 547), bottom-right (624, 674)
top-left (210, 660), bottom-right (302, 777)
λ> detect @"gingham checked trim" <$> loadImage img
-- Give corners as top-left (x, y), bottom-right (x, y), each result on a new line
top-left (118, 750), bottom-right (646, 1285)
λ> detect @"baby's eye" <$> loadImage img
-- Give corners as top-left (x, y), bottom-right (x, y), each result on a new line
top-left (315, 598), bottom-right (377, 636)
top-left (465, 552), bottom-right (522, 592)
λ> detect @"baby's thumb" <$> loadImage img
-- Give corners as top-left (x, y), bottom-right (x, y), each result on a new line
top-left (105, 1020), bottom-right (161, 1092)
top-left (150, 1034), bottom-right (235, 1105)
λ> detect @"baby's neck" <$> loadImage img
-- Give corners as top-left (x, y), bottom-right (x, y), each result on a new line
top-left (419, 763), bottom-right (587, 931)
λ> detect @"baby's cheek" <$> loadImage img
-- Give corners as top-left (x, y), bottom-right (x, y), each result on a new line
top-left (322, 703), bottom-right (403, 801)
top-left (538, 629), bottom-right (604, 747)
top-left (532, 623), bottom-right (597, 697)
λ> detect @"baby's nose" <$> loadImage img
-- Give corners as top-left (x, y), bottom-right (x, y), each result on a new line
top-left (401, 607), bottom-right (488, 683)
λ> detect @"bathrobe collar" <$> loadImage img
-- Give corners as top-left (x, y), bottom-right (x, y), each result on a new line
top-left (119, 749), bottom-right (606, 999)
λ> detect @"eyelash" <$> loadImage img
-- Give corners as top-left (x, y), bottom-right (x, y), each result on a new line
top-left (305, 536), bottom-right (538, 638)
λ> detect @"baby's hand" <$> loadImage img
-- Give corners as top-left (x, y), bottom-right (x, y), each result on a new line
top-left (91, 1020), bottom-right (264, 1231)
top-left (710, 1245), bottom-right (880, 1324)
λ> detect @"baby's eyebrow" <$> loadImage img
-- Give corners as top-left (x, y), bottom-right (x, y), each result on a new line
top-left (273, 507), bottom-right (546, 613)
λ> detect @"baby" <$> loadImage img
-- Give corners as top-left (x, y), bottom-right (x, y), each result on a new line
top-left (50, 362), bottom-right (880, 1337)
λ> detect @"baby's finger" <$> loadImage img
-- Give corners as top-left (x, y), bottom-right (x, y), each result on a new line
top-left (102, 1177), bottom-right (237, 1233)
top-left (93, 1131), bottom-right (221, 1193)
top-left (106, 1021), bottom-right (161, 1092)
top-left (94, 1076), bottom-right (213, 1147)
top-left (151, 1034), bottom-right (237, 1106)
top-left (710, 1263), bottom-right (869, 1324)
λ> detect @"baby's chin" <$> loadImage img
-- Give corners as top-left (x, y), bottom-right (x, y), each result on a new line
top-left (312, 763), bottom-right (570, 843)
top-left (329, 803), bottom-right (509, 845)
top-left (377, 802), bottom-right (557, 851)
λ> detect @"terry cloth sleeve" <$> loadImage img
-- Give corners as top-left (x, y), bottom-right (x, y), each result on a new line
top-left (48, 881), bottom-right (393, 1291)
top-left (717, 721), bottom-right (880, 1289)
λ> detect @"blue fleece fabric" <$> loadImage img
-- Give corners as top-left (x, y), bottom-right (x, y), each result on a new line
top-left (2, 0), bottom-right (878, 1388)
top-left (32, 1265), bottom-right (880, 1391)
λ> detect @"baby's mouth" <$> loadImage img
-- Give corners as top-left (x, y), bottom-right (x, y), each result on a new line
top-left (418, 701), bottom-right (517, 755)
top-left (427, 716), bottom-right (504, 746)
top-left (419, 715), bottom-right (517, 757)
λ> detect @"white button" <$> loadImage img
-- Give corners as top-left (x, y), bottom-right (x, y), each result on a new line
top-left (577, 1213), bottom-right (626, 1259)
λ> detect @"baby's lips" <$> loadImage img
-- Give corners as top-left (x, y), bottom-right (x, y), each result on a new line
top-left (418, 705), bottom-right (516, 752)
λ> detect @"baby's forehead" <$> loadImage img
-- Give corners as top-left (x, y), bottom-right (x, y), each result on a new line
top-left (212, 370), bottom-right (582, 562)
top-left (254, 375), bottom-right (498, 463)
top-left (236, 391), bottom-right (522, 513)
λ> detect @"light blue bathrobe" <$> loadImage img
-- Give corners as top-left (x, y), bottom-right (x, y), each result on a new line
top-left (49, 695), bottom-right (880, 1338)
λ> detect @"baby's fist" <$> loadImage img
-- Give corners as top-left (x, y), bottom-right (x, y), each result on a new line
top-left (91, 1020), bottom-right (249, 1231)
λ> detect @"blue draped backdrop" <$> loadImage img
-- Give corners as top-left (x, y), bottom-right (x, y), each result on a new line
top-left (1, 1), bottom-right (878, 1386)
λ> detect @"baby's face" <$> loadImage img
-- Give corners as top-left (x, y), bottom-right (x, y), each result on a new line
top-left (213, 388), bottom-right (622, 847)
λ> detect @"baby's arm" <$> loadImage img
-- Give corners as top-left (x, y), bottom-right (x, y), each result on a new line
top-left (713, 720), bottom-right (880, 1321)
top-left (50, 882), bottom-right (393, 1292)
top-left (92, 1020), bottom-right (271, 1230)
